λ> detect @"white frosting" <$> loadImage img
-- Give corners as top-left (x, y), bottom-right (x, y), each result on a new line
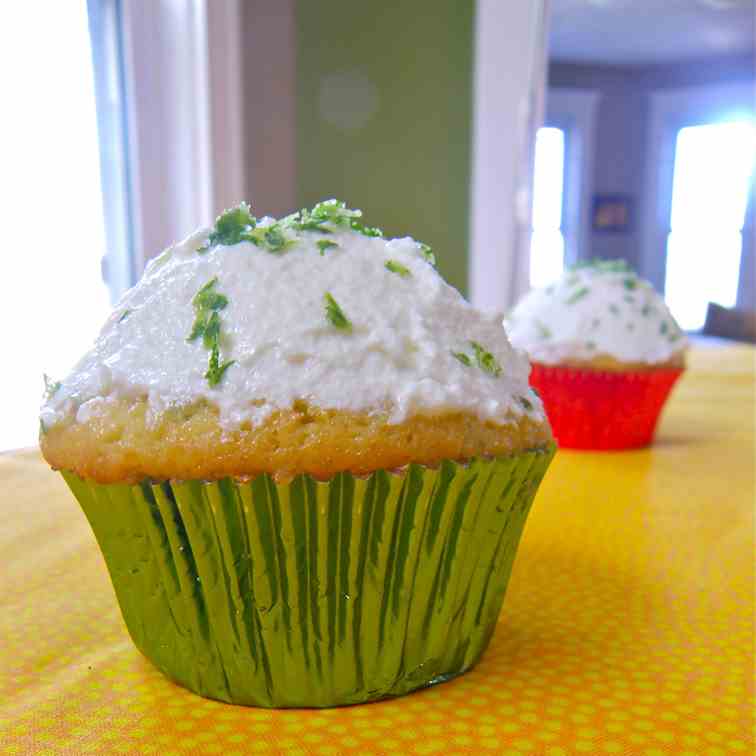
top-left (42, 220), bottom-right (544, 431)
top-left (505, 266), bottom-right (687, 366)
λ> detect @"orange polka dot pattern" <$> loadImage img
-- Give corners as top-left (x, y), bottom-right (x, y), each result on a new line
top-left (1, 345), bottom-right (753, 755)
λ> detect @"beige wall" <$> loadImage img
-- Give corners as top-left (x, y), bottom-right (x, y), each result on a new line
top-left (239, 0), bottom-right (297, 219)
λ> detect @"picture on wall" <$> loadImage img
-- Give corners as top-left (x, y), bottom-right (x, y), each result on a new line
top-left (592, 194), bottom-right (633, 233)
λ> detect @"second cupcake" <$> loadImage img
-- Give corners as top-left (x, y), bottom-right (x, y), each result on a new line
top-left (505, 260), bottom-right (686, 449)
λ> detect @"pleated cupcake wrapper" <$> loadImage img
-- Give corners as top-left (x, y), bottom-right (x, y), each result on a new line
top-left (530, 363), bottom-right (684, 450)
top-left (62, 446), bottom-right (554, 708)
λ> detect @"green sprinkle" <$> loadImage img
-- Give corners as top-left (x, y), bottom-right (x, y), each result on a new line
top-left (286, 200), bottom-right (383, 239)
top-left (43, 374), bottom-right (61, 399)
top-left (451, 351), bottom-right (472, 367)
top-left (290, 200), bottom-right (383, 239)
top-left (453, 343), bottom-right (501, 376)
top-left (199, 202), bottom-right (256, 252)
top-left (205, 346), bottom-right (235, 387)
top-left (254, 199), bottom-right (387, 251)
top-left (214, 203), bottom-right (255, 239)
top-left (660, 322), bottom-right (669, 335)
top-left (623, 277), bottom-right (637, 290)
top-left (418, 243), bottom-right (436, 266)
top-left (189, 278), bottom-right (229, 343)
top-left (189, 278), bottom-right (234, 386)
top-left (624, 294), bottom-right (635, 303)
top-left (669, 332), bottom-right (680, 342)
top-left (118, 309), bottom-right (131, 323)
top-left (197, 201), bottom-right (431, 269)
top-left (284, 205), bottom-right (335, 233)
top-left (609, 304), bottom-right (620, 315)
top-left (385, 260), bottom-right (411, 277)
top-left (351, 220), bottom-right (383, 237)
top-left (293, 218), bottom-right (333, 233)
top-left (535, 320), bottom-right (552, 339)
top-left (324, 292), bottom-right (352, 331)
top-left (39, 418), bottom-right (47, 436)
top-left (470, 341), bottom-right (502, 377)
top-left (202, 311), bottom-right (222, 349)
top-left (285, 205), bottom-right (333, 231)
top-left (192, 277), bottom-right (228, 312)
top-left (242, 222), bottom-right (294, 253)
top-left (195, 287), bottom-right (229, 311)
top-left (566, 287), bottom-right (590, 305)
top-left (197, 199), bottom-right (426, 264)
top-left (311, 199), bottom-right (362, 224)
top-left (518, 396), bottom-right (533, 411)
top-left (187, 317), bottom-right (206, 343)
top-left (263, 225), bottom-right (289, 252)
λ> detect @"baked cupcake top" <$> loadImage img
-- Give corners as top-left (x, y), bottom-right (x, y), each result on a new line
top-left (41, 201), bottom-right (544, 434)
top-left (505, 260), bottom-right (687, 368)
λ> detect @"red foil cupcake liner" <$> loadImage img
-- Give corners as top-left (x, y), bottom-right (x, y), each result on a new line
top-left (529, 363), bottom-right (684, 450)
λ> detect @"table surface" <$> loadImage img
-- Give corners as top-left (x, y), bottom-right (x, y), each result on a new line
top-left (2, 344), bottom-right (754, 756)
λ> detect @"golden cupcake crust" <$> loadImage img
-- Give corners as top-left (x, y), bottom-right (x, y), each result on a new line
top-left (546, 353), bottom-right (686, 373)
top-left (40, 398), bottom-right (552, 484)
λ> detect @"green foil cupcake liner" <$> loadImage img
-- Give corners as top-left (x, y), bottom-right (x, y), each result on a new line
top-left (62, 445), bottom-right (554, 708)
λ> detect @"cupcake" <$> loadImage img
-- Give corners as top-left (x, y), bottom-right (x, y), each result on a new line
top-left (505, 260), bottom-right (686, 450)
top-left (40, 200), bottom-right (554, 707)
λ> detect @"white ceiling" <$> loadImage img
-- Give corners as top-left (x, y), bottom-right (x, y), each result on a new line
top-left (550, 0), bottom-right (756, 64)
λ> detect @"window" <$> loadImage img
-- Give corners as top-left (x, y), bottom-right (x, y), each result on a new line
top-left (664, 120), bottom-right (756, 330)
top-left (88, 0), bottom-right (137, 301)
top-left (530, 127), bottom-right (567, 288)
top-left (0, 3), bottom-right (115, 449)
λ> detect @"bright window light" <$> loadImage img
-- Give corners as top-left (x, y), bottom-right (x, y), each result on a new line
top-left (0, 3), bottom-right (111, 449)
top-left (530, 127), bottom-right (566, 288)
top-left (665, 120), bottom-right (756, 331)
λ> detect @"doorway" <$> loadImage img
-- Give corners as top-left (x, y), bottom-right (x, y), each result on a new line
top-left (664, 120), bottom-right (755, 330)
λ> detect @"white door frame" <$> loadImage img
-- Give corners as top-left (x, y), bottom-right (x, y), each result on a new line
top-left (545, 88), bottom-right (600, 271)
top-left (469, 0), bottom-right (551, 312)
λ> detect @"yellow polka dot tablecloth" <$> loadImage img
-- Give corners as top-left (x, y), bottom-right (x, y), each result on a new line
top-left (1, 343), bottom-right (753, 756)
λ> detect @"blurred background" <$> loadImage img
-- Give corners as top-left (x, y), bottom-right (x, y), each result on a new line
top-left (1, 0), bottom-right (753, 450)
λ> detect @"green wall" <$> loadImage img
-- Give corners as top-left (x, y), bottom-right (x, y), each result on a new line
top-left (295, 1), bottom-right (475, 295)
